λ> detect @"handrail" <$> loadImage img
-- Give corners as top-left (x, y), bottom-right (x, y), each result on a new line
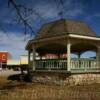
top-left (33, 58), bottom-right (98, 71)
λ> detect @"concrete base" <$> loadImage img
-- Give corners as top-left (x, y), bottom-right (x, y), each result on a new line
top-left (31, 71), bottom-right (100, 85)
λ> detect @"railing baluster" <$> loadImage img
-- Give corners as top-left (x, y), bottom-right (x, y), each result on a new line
top-left (51, 61), bottom-right (53, 69)
top-left (34, 58), bottom-right (98, 71)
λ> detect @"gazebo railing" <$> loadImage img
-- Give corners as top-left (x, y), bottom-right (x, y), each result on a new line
top-left (35, 59), bottom-right (67, 70)
top-left (33, 58), bottom-right (99, 71)
top-left (70, 58), bottom-right (98, 71)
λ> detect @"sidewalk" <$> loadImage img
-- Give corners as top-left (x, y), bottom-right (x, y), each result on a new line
top-left (0, 70), bottom-right (21, 77)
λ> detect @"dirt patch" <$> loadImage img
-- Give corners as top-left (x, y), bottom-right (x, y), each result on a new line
top-left (0, 71), bottom-right (100, 100)
top-left (0, 75), bottom-right (100, 100)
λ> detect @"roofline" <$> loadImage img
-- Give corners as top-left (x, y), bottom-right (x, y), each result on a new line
top-left (43, 18), bottom-right (86, 27)
top-left (69, 34), bottom-right (100, 41)
top-left (25, 34), bottom-right (68, 50)
top-left (25, 39), bottom-right (33, 50)
top-left (25, 34), bottom-right (100, 50)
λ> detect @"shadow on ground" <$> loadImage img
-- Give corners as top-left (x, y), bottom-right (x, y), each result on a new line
top-left (7, 73), bottom-right (32, 82)
top-left (8, 74), bottom-right (21, 81)
top-left (0, 74), bottom-right (29, 90)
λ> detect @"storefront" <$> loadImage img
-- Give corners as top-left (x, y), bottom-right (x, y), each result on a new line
top-left (0, 51), bottom-right (9, 70)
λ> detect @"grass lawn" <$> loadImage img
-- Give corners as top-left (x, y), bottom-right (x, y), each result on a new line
top-left (0, 75), bottom-right (100, 100)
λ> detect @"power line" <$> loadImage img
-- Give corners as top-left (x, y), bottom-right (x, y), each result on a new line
top-left (59, 0), bottom-right (65, 19)
top-left (54, 0), bottom-right (65, 19)
top-left (8, 0), bottom-right (46, 41)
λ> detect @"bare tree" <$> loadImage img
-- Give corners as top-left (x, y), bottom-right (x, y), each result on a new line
top-left (7, 0), bottom-right (65, 40)
top-left (8, 0), bottom-right (45, 40)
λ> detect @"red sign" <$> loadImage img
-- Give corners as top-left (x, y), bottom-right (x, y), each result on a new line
top-left (0, 52), bottom-right (8, 62)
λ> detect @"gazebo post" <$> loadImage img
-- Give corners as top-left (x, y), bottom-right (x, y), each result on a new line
top-left (96, 47), bottom-right (100, 67)
top-left (67, 40), bottom-right (71, 71)
top-left (40, 55), bottom-right (42, 60)
top-left (28, 51), bottom-right (31, 66)
top-left (78, 52), bottom-right (81, 58)
top-left (27, 50), bottom-right (31, 74)
top-left (27, 50), bottom-right (34, 82)
top-left (33, 45), bottom-right (36, 71)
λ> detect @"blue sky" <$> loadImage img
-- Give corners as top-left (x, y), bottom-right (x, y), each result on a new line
top-left (0, 0), bottom-right (100, 59)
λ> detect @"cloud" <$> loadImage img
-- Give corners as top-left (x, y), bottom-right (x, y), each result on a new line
top-left (25, 0), bottom-right (84, 21)
top-left (65, 9), bottom-right (83, 18)
top-left (0, 31), bottom-right (30, 59)
top-left (93, 13), bottom-right (100, 17)
top-left (85, 14), bottom-right (98, 21)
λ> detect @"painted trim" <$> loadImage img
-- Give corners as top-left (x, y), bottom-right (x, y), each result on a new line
top-left (26, 34), bottom-right (100, 50)
top-left (69, 34), bottom-right (100, 41)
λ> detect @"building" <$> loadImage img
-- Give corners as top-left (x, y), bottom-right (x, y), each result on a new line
top-left (26, 19), bottom-right (100, 74)
top-left (7, 55), bottom-right (29, 71)
top-left (0, 51), bottom-right (11, 70)
top-left (20, 55), bottom-right (28, 65)
top-left (7, 60), bottom-right (20, 70)
top-left (20, 54), bottom-right (40, 69)
top-left (7, 55), bottom-right (32, 71)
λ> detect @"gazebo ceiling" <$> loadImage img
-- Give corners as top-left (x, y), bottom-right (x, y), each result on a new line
top-left (35, 19), bottom-right (96, 39)
top-left (36, 43), bottom-right (97, 55)
top-left (71, 43), bottom-right (97, 53)
top-left (36, 43), bottom-right (66, 54)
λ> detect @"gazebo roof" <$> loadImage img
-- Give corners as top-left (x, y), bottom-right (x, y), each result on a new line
top-left (35, 19), bottom-right (96, 39)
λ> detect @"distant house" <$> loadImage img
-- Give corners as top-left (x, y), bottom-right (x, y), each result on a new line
top-left (26, 19), bottom-right (100, 73)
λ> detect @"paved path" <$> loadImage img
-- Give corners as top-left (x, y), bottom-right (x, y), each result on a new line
top-left (0, 70), bottom-right (21, 77)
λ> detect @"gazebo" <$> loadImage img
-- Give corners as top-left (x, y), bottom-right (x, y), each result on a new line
top-left (26, 19), bottom-right (100, 73)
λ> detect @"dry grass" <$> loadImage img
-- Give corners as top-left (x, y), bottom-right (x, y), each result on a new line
top-left (0, 75), bottom-right (100, 100)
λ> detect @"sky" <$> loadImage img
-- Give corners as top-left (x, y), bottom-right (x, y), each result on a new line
top-left (0, 0), bottom-right (100, 59)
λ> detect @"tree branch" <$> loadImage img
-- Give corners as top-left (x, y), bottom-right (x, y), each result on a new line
top-left (8, 0), bottom-right (35, 37)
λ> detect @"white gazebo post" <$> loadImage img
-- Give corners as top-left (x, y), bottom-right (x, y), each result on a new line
top-left (28, 51), bottom-right (31, 65)
top-left (33, 45), bottom-right (36, 71)
top-left (78, 52), bottom-right (81, 59)
top-left (27, 51), bottom-right (31, 74)
top-left (96, 46), bottom-right (100, 68)
top-left (67, 39), bottom-right (71, 71)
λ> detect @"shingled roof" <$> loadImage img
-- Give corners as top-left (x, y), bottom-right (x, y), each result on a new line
top-left (35, 19), bottom-right (96, 39)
